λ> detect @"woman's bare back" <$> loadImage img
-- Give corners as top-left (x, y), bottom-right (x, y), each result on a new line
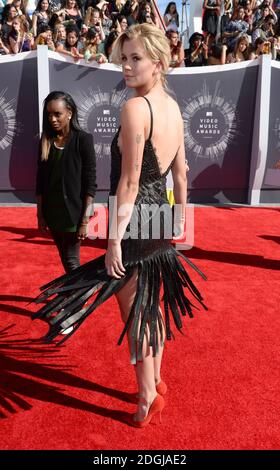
top-left (118, 93), bottom-right (183, 176)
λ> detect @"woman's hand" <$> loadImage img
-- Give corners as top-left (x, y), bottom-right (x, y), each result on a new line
top-left (37, 215), bottom-right (48, 233)
top-left (77, 223), bottom-right (88, 240)
top-left (97, 53), bottom-right (108, 64)
top-left (105, 241), bottom-right (126, 278)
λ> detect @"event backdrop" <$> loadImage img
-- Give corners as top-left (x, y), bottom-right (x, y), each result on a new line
top-left (262, 63), bottom-right (280, 202)
top-left (0, 50), bottom-right (279, 204)
top-left (0, 52), bottom-right (39, 202)
top-left (168, 64), bottom-right (258, 203)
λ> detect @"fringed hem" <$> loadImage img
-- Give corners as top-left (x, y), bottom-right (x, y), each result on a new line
top-left (32, 245), bottom-right (207, 360)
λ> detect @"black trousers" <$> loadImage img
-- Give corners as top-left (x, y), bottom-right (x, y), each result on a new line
top-left (50, 230), bottom-right (81, 273)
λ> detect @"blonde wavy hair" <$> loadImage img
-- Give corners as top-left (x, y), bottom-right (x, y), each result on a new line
top-left (111, 23), bottom-right (171, 87)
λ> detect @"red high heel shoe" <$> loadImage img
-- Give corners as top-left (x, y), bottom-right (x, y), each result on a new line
top-left (130, 394), bottom-right (165, 428)
top-left (156, 380), bottom-right (167, 396)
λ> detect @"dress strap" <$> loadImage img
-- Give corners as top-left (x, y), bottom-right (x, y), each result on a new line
top-left (142, 96), bottom-right (154, 141)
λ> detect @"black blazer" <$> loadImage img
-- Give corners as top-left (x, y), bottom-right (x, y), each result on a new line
top-left (36, 129), bottom-right (97, 225)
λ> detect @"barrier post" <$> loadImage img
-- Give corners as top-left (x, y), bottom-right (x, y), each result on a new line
top-left (248, 54), bottom-right (272, 205)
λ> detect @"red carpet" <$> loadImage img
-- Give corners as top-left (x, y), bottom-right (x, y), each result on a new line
top-left (0, 206), bottom-right (279, 450)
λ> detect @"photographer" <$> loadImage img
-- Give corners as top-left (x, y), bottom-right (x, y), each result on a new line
top-left (84, 6), bottom-right (105, 40)
top-left (184, 32), bottom-right (208, 66)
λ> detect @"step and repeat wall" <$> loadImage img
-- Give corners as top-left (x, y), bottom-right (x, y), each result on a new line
top-left (0, 49), bottom-right (279, 204)
top-left (0, 52), bottom-right (39, 203)
top-left (262, 62), bottom-right (280, 203)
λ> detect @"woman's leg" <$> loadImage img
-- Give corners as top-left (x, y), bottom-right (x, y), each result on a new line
top-left (116, 270), bottom-right (158, 420)
top-left (153, 310), bottom-right (165, 387)
top-left (61, 232), bottom-right (81, 273)
top-left (50, 230), bottom-right (81, 273)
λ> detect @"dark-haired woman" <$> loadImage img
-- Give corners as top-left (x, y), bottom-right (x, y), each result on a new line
top-left (32, 0), bottom-right (51, 37)
top-left (184, 32), bottom-right (208, 67)
top-left (164, 2), bottom-right (179, 32)
top-left (36, 91), bottom-right (97, 274)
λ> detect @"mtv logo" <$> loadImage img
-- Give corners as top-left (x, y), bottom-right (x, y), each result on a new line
top-left (103, 109), bottom-right (110, 115)
top-left (206, 112), bottom-right (213, 117)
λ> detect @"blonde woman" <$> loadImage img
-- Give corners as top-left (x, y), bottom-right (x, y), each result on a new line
top-left (114, 0), bottom-right (126, 13)
top-left (53, 23), bottom-right (66, 46)
top-left (34, 24), bottom-right (206, 427)
top-left (84, 6), bottom-right (105, 40)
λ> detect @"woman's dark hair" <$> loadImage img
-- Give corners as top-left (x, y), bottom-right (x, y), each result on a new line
top-left (86, 27), bottom-right (97, 40)
top-left (189, 32), bottom-right (204, 50)
top-left (138, 10), bottom-right (150, 24)
top-left (41, 91), bottom-right (81, 160)
top-left (35, 0), bottom-right (50, 13)
top-left (138, 1), bottom-right (156, 22)
top-left (254, 36), bottom-right (266, 50)
top-left (104, 29), bottom-right (119, 58)
top-left (210, 44), bottom-right (223, 60)
top-left (65, 24), bottom-right (80, 49)
top-left (1, 4), bottom-right (17, 23)
top-left (61, 0), bottom-right (82, 8)
top-left (164, 2), bottom-right (177, 16)
top-left (121, 0), bottom-right (134, 16)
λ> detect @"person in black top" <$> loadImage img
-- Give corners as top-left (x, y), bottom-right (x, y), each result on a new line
top-left (184, 32), bottom-right (208, 66)
top-left (36, 91), bottom-right (96, 273)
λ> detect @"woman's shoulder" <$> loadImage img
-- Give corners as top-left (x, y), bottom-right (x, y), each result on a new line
top-left (121, 97), bottom-right (149, 119)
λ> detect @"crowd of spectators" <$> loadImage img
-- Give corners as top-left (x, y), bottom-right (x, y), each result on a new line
top-left (194, 0), bottom-right (280, 66)
top-left (0, 0), bottom-right (279, 66)
top-left (0, 0), bottom-right (173, 63)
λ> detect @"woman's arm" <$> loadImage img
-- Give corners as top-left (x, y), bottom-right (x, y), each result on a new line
top-left (106, 98), bottom-right (146, 278)
top-left (32, 12), bottom-right (38, 37)
top-left (164, 14), bottom-right (171, 27)
top-left (74, 132), bottom-right (97, 239)
top-left (9, 35), bottom-right (21, 54)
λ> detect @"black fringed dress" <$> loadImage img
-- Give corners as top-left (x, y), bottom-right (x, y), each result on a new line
top-left (33, 97), bottom-right (207, 364)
